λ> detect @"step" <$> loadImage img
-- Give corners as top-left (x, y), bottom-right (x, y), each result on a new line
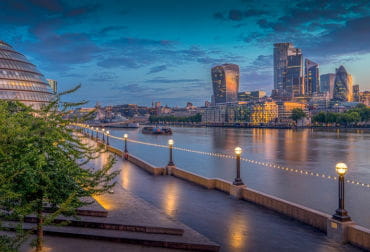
top-left (3, 221), bottom-right (220, 252)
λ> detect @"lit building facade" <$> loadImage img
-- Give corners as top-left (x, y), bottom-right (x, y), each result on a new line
top-left (320, 73), bottom-right (336, 99)
top-left (304, 59), bottom-right (319, 96)
top-left (211, 64), bottom-right (239, 104)
top-left (238, 90), bottom-right (266, 101)
top-left (359, 91), bottom-right (370, 106)
top-left (0, 41), bottom-right (53, 109)
top-left (250, 102), bottom-right (278, 125)
top-left (333, 65), bottom-right (353, 102)
top-left (277, 101), bottom-right (307, 122)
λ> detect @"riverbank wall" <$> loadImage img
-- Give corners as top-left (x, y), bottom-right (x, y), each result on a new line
top-left (103, 142), bottom-right (370, 250)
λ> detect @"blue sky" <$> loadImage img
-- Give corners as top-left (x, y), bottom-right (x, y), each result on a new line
top-left (1, 0), bottom-right (370, 106)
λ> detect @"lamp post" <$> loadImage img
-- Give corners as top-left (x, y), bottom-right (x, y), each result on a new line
top-left (102, 128), bottom-right (105, 142)
top-left (90, 127), bottom-right (94, 138)
top-left (332, 162), bottom-right (351, 222)
top-left (95, 127), bottom-right (99, 140)
top-left (106, 131), bottom-right (110, 145)
top-left (233, 147), bottom-right (244, 186)
top-left (123, 134), bottom-right (128, 159)
top-left (167, 139), bottom-right (175, 166)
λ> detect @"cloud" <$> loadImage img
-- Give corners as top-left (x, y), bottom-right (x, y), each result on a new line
top-left (144, 77), bottom-right (204, 84)
top-left (214, 8), bottom-right (268, 21)
top-left (147, 65), bottom-right (167, 74)
top-left (89, 72), bottom-right (118, 82)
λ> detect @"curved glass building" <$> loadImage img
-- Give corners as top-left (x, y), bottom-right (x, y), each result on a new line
top-left (211, 64), bottom-right (239, 104)
top-left (333, 65), bottom-right (353, 102)
top-left (0, 40), bottom-right (53, 109)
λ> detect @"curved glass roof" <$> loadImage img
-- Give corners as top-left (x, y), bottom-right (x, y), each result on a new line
top-left (0, 40), bottom-right (53, 109)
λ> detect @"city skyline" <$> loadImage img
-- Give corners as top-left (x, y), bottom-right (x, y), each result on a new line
top-left (1, 0), bottom-right (370, 106)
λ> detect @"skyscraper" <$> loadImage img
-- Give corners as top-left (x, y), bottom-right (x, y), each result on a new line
top-left (211, 64), bottom-right (239, 104)
top-left (304, 59), bottom-right (319, 97)
top-left (333, 65), bottom-right (353, 102)
top-left (353, 84), bottom-right (360, 102)
top-left (47, 79), bottom-right (58, 94)
top-left (273, 43), bottom-right (304, 98)
top-left (285, 48), bottom-right (304, 97)
top-left (320, 73), bottom-right (336, 99)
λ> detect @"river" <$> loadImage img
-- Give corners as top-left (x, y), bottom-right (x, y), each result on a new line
top-left (105, 126), bottom-right (370, 228)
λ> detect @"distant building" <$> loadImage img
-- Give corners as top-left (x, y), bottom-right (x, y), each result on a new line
top-left (309, 92), bottom-right (331, 111)
top-left (238, 91), bottom-right (266, 101)
top-left (333, 66), bottom-right (353, 102)
top-left (211, 64), bottom-right (239, 104)
top-left (273, 42), bottom-right (304, 98)
top-left (277, 101), bottom-right (307, 123)
top-left (47, 79), bottom-right (58, 94)
top-left (304, 59), bottom-right (319, 96)
top-left (152, 101), bottom-right (161, 108)
top-left (359, 91), bottom-right (370, 106)
top-left (320, 73), bottom-right (336, 99)
top-left (353, 84), bottom-right (360, 102)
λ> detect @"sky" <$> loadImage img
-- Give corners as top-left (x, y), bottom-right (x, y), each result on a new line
top-left (1, 0), bottom-right (370, 107)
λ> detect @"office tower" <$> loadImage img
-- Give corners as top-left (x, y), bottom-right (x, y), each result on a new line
top-left (47, 79), bottom-right (58, 94)
top-left (211, 64), bottom-right (239, 104)
top-left (0, 41), bottom-right (53, 109)
top-left (285, 48), bottom-right (304, 97)
top-left (304, 59), bottom-right (319, 96)
top-left (353, 84), bottom-right (360, 102)
top-left (273, 43), bottom-right (304, 98)
top-left (320, 73), bottom-right (336, 99)
top-left (333, 65), bottom-right (353, 102)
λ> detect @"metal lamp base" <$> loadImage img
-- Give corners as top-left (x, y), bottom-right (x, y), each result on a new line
top-left (332, 209), bottom-right (351, 222)
top-left (233, 178), bottom-right (244, 186)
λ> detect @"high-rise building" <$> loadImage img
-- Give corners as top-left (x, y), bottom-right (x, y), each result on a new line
top-left (47, 79), bottom-right (58, 94)
top-left (273, 43), bottom-right (304, 98)
top-left (353, 84), bottom-right (360, 102)
top-left (320, 73), bottom-right (336, 99)
top-left (286, 49), bottom-right (304, 97)
top-left (211, 64), bottom-right (239, 104)
top-left (304, 59), bottom-right (319, 96)
top-left (0, 41), bottom-right (53, 109)
top-left (333, 66), bottom-right (353, 102)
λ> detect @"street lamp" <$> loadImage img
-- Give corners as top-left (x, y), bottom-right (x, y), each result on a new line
top-left (102, 128), bottom-right (105, 142)
top-left (167, 139), bottom-right (175, 166)
top-left (123, 134), bottom-right (128, 159)
top-left (106, 130), bottom-right (110, 145)
top-left (332, 162), bottom-right (351, 222)
top-left (233, 147), bottom-right (244, 186)
top-left (95, 127), bottom-right (99, 140)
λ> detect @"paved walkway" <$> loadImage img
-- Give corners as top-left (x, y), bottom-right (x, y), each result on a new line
top-left (89, 150), bottom-right (361, 252)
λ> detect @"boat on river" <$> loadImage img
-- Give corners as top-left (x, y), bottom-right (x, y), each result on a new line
top-left (142, 126), bottom-right (172, 135)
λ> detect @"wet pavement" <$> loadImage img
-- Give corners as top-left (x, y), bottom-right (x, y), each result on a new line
top-left (90, 150), bottom-right (361, 252)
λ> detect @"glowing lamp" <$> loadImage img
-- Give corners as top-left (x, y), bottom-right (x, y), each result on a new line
top-left (234, 147), bottom-right (242, 156)
top-left (336, 163), bottom-right (348, 176)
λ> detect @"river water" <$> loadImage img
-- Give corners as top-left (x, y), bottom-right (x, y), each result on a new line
top-left (105, 126), bottom-right (370, 228)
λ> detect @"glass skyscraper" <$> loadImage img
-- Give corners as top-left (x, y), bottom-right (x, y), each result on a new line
top-left (320, 73), bottom-right (336, 99)
top-left (333, 65), bottom-right (353, 102)
top-left (0, 41), bottom-right (53, 109)
top-left (211, 64), bottom-right (239, 104)
top-left (273, 43), bottom-right (304, 98)
top-left (304, 59), bottom-right (319, 96)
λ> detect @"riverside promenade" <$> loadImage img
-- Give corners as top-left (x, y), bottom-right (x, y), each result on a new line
top-left (88, 147), bottom-right (360, 251)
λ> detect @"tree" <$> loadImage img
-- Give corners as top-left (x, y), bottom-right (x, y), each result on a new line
top-left (291, 108), bottom-right (306, 124)
top-left (0, 87), bottom-right (118, 251)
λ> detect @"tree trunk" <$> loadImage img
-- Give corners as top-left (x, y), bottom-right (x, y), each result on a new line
top-left (36, 202), bottom-right (43, 252)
